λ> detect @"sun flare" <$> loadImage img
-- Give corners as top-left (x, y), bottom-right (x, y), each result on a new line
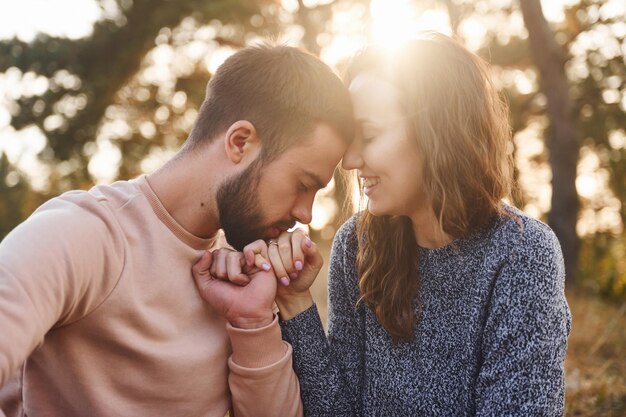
top-left (370, 0), bottom-right (451, 49)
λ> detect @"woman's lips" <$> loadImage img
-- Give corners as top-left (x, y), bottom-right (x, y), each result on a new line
top-left (362, 177), bottom-right (380, 196)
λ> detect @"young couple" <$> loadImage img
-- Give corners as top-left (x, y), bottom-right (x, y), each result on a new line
top-left (195, 33), bottom-right (571, 416)
top-left (0, 33), bottom-right (570, 417)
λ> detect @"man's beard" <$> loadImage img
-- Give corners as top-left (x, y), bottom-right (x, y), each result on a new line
top-left (216, 159), bottom-right (294, 251)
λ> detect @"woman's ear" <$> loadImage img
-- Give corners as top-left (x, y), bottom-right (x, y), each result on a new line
top-left (223, 120), bottom-right (261, 164)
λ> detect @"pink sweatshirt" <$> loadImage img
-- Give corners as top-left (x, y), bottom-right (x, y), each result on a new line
top-left (0, 176), bottom-right (302, 417)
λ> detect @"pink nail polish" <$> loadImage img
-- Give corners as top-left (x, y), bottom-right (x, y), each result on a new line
top-left (295, 261), bottom-right (303, 271)
top-left (305, 238), bottom-right (312, 248)
top-left (280, 277), bottom-right (290, 286)
top-left (262, 263), bottom-right (271, 271)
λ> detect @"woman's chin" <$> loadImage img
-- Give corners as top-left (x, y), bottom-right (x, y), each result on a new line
top-left (367, 202), bottom-right (390, 217)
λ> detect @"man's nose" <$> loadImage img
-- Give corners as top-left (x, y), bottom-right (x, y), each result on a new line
top-left (342, 140), bottom-right (363, 170)
top-left (291, 196), bottom-right (313, 225)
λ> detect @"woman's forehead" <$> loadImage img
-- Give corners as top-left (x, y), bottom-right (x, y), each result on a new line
top-left (349, 73), bottom-right (404, 123)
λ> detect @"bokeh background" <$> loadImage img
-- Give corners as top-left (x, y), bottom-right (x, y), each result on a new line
top-left (0, 0), bottom-right (625, 415)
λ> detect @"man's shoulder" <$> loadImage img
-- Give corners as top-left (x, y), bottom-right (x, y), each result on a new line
top-left (85, 177), bottom-right (145, 209)
top-left (37, 177), bottom-right (144, 220)
top-left (10, 178), bottom-right (147, 252)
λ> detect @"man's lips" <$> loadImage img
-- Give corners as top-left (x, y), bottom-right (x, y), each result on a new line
top-left (267, 223), bottom-right (295, 238)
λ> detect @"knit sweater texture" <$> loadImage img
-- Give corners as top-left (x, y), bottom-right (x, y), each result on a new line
top-left (281, 206), bottom-right (571, 416)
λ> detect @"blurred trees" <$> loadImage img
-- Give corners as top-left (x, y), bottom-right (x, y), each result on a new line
top-left (440, 0), bottom-right (625, 296)
top-left (0, 0), bottom-right (625, 297)
top-left (520, 0), bottom-right (581, 283)
top-left (1, 0), bottom-right (267, 181)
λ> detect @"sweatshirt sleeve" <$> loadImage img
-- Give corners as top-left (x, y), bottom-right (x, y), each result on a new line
top-left (0, 193), bottom-right (124, 388)
top-left (226, 316), bottom-right (303, 417)
top-left (475, 221), bottom-right (572, 416)
top-left (280, 218), bottom-right (363, 417)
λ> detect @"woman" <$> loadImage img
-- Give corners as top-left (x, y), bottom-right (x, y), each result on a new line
top-left (205, 33), bottom-right (571, 416)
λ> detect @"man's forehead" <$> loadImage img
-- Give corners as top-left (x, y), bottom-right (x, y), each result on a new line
top-left (275, 142), bottom-right (341, 183)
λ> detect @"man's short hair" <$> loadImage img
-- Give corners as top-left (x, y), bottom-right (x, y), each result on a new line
top-left (186, 44), bottom-right (354, 161)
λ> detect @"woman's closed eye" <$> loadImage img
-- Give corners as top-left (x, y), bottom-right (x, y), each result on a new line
top-left (362, 135), bottom-right (376, 145)
top-left (360, 125), bottom-right (381, 145)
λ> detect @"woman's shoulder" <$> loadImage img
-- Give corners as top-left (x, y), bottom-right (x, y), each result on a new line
top-left (491, 204), bottom-right (565, 284)
top-left (333, 213), bottom-right (360, 249)
top-left (494, 204), bottom-right (561, 256)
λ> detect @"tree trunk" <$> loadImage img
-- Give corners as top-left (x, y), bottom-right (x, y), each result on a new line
top-left (519, 0), bottom-right (581, 285)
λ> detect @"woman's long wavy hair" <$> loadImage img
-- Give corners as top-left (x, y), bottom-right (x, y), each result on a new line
top-left (347, 33), bottom-right (515, 343)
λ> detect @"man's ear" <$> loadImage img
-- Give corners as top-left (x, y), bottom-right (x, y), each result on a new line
top-left (223, 120), bottom-right (261, 164)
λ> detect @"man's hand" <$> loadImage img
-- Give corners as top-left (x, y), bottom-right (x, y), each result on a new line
top-left (192, 250), bottom-right (276, 329)
top-left (193, 231), bottom-right (322, 323)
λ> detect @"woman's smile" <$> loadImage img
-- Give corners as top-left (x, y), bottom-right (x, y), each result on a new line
top-left (361, 176), bottom-right (381, 196)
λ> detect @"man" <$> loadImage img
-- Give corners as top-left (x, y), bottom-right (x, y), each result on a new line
top-left (0, 44), bottom-right (354, 417)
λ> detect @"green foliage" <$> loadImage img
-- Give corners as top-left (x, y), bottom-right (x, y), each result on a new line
top-left (0, 0), bottom-right (268, 184)
top-left (578, 233), bottom-right (626, 300)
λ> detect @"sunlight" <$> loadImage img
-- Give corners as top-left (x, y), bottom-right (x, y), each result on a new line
top-left (322, 1), bottom-right (453, 68)
top-left (88, 139), bottom-right (121, 184)
top-left (205, 47), bottom-right (237, 74)
top-left (0, 0), bottom-right (100, 41)
top-left (320, 2), bottom-right (369, 66)
top-left (370, 0), bottom-right (451, 49)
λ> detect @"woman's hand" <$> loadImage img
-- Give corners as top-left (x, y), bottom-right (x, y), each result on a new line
top-left (198, 230), bottom-right (322, 320)
top-left (265, 229), bottom-right (322, 320)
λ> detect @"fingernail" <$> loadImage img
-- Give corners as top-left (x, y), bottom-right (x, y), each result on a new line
top-left (289, 272), bottom-right (298, 279)
top-left (262, 263), bottom-right (271, 271)
top-left (295, 260), bottom-right (303, 271)
top-left (280, 277), bottom-right (290, 286)
top-left (305, 238), bottom-right (312, 248)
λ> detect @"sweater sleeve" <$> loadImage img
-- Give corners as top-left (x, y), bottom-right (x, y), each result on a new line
top-left (280, 219), bottom-right (363, 417)
top-left (0, 193), bottom-right (124, 388)
top-left (226, 316), bottom-right (303, 417)
top-left (475, 221), bottom-right (571, 416)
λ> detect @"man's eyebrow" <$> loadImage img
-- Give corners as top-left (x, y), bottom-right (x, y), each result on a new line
top-left (302, 170), bottom-right (327, 190)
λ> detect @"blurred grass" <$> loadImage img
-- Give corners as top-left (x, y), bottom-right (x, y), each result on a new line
top-left (564, 290), bottom-right (626, 416)
top-left (310, 241), bottom-right (626, 416)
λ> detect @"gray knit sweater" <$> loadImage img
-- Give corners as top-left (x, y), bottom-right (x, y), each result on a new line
top-left (280, 207), bottom-right (571, 416)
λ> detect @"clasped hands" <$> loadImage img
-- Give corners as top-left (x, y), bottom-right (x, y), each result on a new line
top-left (192, 229), bottom-right (321, 329)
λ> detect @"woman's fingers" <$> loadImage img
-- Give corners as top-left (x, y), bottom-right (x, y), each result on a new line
top-left (290, 230), bottom-right (307, 275)
top-left (268, 229), bottom-right (313, 286)
top-left (211, 232), bottom-right (315, 289)
top-left (301, 234), bottom-right (323, 269)
top-left (278, 233), bottom-right (296, 277)
top-left (268, 240), bottom-right (290, 286)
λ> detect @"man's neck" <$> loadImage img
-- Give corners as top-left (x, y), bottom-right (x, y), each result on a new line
top-left (146, 147), bottom-right (223, 239)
